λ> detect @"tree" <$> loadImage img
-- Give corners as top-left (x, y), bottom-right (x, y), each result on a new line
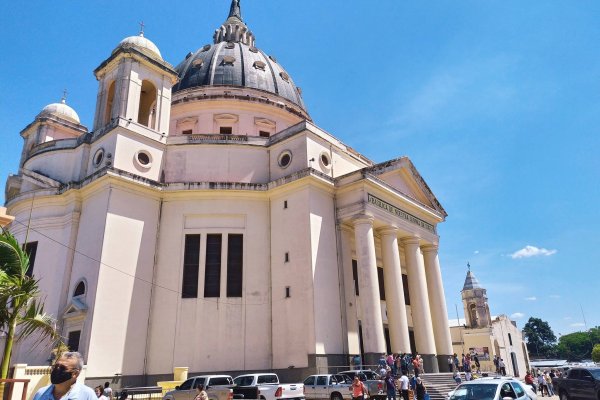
top-left (592, 344), bottom-right (600, 363)
top-left (555, 332), bottom-right (593, 361)
top-left (523, 317), bottom-right (557, 358)
top-left (0, 229), bottom-right (61, 379)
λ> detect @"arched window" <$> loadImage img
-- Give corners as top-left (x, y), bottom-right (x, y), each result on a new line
top-left (138, 80), bottom-right (157, 128)
top-left (73, 281), bottom-right (86, 297)
top-left (469, 303), bottom-right (478, 327)
top-left (104, 81), bottom-right (116, 125)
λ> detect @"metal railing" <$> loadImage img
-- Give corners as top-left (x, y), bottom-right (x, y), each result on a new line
top-left (0, 378), bottom-right (30, 400)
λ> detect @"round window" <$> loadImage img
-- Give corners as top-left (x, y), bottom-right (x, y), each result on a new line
top-left (320, 153), bottom-right (330, 167)
top-left (93, 148), bottom-right (104, 167)
top-left (135, 150), bottom-right (153, 169)
top-left (278, 151), bottom-right (292, 168)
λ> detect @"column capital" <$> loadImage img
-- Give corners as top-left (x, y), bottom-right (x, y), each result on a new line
top-left (377, 226), bottom-right (399, 236)
top-left (401, 236), bottom-right (421, 246)
top-left (352, 214), bottom-right (374, 226)
top-left (421, 244), bottom-right (439, 254)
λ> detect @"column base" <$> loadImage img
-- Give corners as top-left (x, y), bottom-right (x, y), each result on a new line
top-left (437, 354), bottom-right (453, 372)
top-left (421, 354), bottom-right (439, 373)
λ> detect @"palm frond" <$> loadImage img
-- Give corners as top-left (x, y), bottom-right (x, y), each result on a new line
top-left (16, 299), bottom-right (59, 346)
top-left (0, 231), bottom-right (29, 277)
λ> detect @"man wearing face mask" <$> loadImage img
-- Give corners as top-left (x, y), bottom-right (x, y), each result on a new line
top-left (33, 352), bottom-right (97, 400)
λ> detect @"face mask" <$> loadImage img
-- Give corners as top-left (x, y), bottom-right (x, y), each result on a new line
top-left (51, 365), bottom-right (74, 385)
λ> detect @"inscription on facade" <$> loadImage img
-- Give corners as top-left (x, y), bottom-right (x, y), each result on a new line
top-left (368, 193), bottom-right (436, 233)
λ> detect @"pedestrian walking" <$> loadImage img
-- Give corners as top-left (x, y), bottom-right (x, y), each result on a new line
top-left (95, 386), bottom-right (108, 400)
top-left (499, 359), bottom-right (506, 376)
top-left (414, 377), bottom-right (427, 400)
top-left (103, 382), bottom-right (113, 400)
top-left (351, 376), bottom-right (368, 400)
top-left (385, 371), bottom-right (396, 400)
top-left (399, 372), bottom-right (410, 400)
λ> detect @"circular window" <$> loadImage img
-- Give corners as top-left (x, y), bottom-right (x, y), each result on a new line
top-left (135, 150), bottom-right (153, 169)
top-left (320, 153), bottom-right (331, 167)
top-left (93, 148), bottom-right (104, 167)
top-left (278, 151), bottom-right (292, 168)
top-left (73, 281), bottom-right (86, 297)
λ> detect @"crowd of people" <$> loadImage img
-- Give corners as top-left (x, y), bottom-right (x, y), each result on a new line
top-left (524, 369), bottom-right (561, 397)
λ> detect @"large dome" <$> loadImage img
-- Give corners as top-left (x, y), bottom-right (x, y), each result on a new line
top-left (38, 98), bottom-right (80, 124)
top-left (173, 0), bottom-right (306, 111)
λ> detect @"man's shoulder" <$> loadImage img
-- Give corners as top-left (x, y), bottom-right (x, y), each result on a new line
top-left (73, 383), bottom-right (99, 399)
top-left (33, 384), bottom-right (53, 400)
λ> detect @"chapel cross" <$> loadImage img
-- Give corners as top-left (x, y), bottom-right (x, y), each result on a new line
top-left (139, 21), bottom-right (145, 36)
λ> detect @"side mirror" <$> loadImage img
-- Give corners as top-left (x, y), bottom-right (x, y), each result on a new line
top-left (175, 386), bottom-right (180, 390)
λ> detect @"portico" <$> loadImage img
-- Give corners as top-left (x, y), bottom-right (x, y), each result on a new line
top-left (336, 163), bottom-right (453, 373)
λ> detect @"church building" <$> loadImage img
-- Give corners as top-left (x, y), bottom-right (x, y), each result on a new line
top-left (449, 269), bottom-right (531, 377)
top-left (4, 1), bottom-right (454, 384)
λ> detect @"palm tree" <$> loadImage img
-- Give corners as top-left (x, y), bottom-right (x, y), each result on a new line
top-left (0, 229), bottom-right (61, 380)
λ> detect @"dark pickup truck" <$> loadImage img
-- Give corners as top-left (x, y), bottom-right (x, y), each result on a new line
top-left (553, 367), bottom-right (600, 400)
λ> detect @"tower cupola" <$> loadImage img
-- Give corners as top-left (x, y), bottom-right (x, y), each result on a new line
top-left (461, 266), bottom-right (492, 328)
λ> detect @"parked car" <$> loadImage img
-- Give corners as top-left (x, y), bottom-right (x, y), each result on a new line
top-left (446, 377), bottom-right (536, 400)
top-left (553, 367), bottom-right (600, 400)
top-left (338, 370), bottom-right (384, 400)
top-left (233, 373), bottom-right (304, 400)
top-left (163, 375), bottom-right (259, 400)
top-left (303, 374), bottom-right (352, 400)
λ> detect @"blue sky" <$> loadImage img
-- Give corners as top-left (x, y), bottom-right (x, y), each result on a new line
top-left (1, 1), bottom-right (599, 339)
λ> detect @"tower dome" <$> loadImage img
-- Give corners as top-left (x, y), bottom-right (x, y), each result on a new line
top-left (38, 97), bottom-right (80, 124)
top-left (173, 0), bottom-right (307, 113)
top-left (114, 32), bottom-right (162, 60)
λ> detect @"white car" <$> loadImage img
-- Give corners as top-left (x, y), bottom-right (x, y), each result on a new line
top-left (447, 377), bottom-right (537, 400)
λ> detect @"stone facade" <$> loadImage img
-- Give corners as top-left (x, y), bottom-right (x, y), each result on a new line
top-left (4, 1), bottom-right (454, 385)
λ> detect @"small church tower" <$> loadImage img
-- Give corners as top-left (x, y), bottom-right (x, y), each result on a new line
top-left (92, 27), bottom-right (177, 133)
top-left (461, 266), bottom-right (492, 328)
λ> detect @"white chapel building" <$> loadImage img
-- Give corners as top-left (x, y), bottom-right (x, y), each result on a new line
top-left (4, 1), bottom-right (455, 385)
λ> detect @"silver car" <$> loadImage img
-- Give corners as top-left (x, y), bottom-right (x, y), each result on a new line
top-left (447, 378), bottom-right (537, 400)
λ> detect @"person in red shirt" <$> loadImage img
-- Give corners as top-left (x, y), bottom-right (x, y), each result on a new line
top-left (351, 376), bottom-right (367, 400)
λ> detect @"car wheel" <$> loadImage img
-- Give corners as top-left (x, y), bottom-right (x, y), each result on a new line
top-left (331, 392), bottom-right (343, 400)
top-left (560, 392), bottom-right (569, 400)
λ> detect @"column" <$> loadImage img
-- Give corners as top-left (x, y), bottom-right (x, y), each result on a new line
top-left (422, 244), bottom-right (454, 372)
top-left (353, 215), bottom-right (386, 366)
top-left (379, 227), bottom-right (411, 354)
top-left (402, 237), bottom-right (439, 373)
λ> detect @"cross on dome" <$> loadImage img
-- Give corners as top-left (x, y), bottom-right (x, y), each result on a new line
top-left (139, 21), bottom-right (145, 37)
top-left (61, 89), bottom-right (68, 104)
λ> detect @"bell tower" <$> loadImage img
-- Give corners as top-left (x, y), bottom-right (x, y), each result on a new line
top-left (92, 30), bottom-right (178, 133)
top-left (461, 265), bottom-right (492, 328)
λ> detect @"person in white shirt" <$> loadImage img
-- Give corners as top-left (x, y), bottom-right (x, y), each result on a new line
top-left (399, 372), bottom-right (410, 400)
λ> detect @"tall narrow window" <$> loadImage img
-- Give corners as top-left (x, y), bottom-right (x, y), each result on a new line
top-left (226, 234), bottom-right (243, 297)
top-left (402, 273), bottom-right (410, 305)
top-left (182, 235), bottom-right (201, 298)
top-left (67, 330), bottom-right (81, 352)
top-left (104, 81), bottom-right (116, 125)
top-left (352, 259), bottom-right (359, 296)
top-left (204, 234), bottom-right (222, 298)
top-left (138, 80), bottom-right (157, 128)
top-left (377, 267), bottom-right (385, 301)
top-left (24, 241), bottom-right (38, 277)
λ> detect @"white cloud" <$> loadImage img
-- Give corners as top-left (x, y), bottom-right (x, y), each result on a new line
top-left (564, 316), bottom-right (572, 320)
top-left (510, 245), bottom-right (557, 259)
top-left (549, 294), bottom-right (561, 299)
top-left (474, 250), bottom-right (480, 255)
top-left (511, 312), bottom-right (525, 319)
top-left (525, 297), bottom-right (537, 301)
top-left (570, 323), bottom-right (585, 328)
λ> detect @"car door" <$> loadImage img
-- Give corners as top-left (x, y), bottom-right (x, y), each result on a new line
top-left (578, 370), bottom-right (596, 400)
top-left (175, 378), bottom-right (197, 400)
top-left (303, 376), bottom-right (316, 400)
top-left (314, 375), bottom-right (329, 399)
top-left (510, 382), bottom-right (528, 400)
top-left (499, 383), bottom-right (517, 399)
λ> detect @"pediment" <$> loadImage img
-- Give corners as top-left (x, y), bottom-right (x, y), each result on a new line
top-left (367, 158), bottom-right (447, 217)
top-left (62, 297), bottom-right (88, 320)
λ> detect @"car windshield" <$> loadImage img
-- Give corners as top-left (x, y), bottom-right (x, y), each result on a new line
top-left (362, 371), bottom-right (377, 380)
top-left (450, 384), bottom-right (498, 400)
top-left (589, 370), bottom-right (600, 379)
